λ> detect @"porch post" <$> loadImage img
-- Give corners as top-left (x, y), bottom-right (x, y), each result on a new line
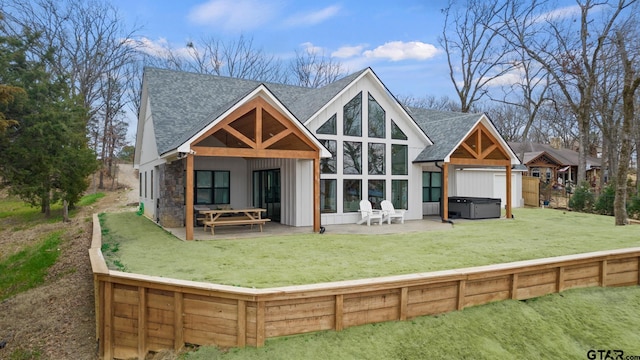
top-left (313, 157), bottom-right (320, 232)
top-left (186, 154), bottom-right (194, 240)
top-left (442, 163), bottom-right (449, 222)
top-left (506, 165), bottom-right (512, 219)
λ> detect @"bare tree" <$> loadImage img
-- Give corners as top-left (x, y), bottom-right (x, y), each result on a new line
top-left (480, 102), bottom-right (529, 142)
top-left (2, 0), bottom-right (141, 191)
top-left (396, 94), bottom-right (461, 111)
top-left (612, 28), bottom-right (640, 224)
top-left (489, 47), bottom-right (553, 159)
top-left (142, 34), bottom-right (288, 83)
top-left (289, 47), bottom-right (343, 88)
top-left (440, 0), bottom-right (516, 112)
top-left (501, 0), bottom-right (636, 184)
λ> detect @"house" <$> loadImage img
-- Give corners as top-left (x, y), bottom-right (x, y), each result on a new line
top-left (134, 67), bottom-right (522, 240)
top-left (509, 141), bottom-right (602, 187)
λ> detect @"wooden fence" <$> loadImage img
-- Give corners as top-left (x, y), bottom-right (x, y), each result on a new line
top-left (90, 215), bottom-right (640, 360)
top-left (522, 176), bottom-right (540, 207)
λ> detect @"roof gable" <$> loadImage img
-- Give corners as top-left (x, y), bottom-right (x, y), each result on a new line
top-left (142, 67), bottom-right (371, 156)
top-left (411, 108), bottom-right (518, 165)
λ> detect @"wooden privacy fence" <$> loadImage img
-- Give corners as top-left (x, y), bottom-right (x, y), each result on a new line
top-left (522, 176), bottom-right (540, 207)
top-left (90, 215), bottom-right (640, 360)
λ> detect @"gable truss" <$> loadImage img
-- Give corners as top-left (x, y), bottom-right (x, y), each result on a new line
top-left (191, 97), bottom-right (319, 159)
top-left (450, 122), bottom-right (510, 166)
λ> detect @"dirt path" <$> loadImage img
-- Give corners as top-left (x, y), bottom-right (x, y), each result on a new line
top-left (0, 164), bottom-right (138, 360)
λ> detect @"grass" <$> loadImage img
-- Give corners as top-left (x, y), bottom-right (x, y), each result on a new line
top-left (181, 286), bottom-right (640, 360)
top-left (101, 208), bottom-right (640, 288)
top-left (0, 192), bottom-right (105, 231)
top-left (0, 231), bottom-right (62, 301)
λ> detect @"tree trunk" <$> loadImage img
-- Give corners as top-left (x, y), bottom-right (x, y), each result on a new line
top-left (63, 199), bottom-right (69, 222)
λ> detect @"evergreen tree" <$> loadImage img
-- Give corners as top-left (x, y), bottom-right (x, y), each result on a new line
top-left (0, 29), bottom-right (98, 217)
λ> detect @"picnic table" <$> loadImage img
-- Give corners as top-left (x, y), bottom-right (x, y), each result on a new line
top-left (199, 208), bottom-right (270, 235)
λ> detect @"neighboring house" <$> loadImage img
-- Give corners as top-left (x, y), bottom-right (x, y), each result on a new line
top-left (134, 67), bottom-right (521, 240)
top-left (509, 141), bottom-right (602, 187)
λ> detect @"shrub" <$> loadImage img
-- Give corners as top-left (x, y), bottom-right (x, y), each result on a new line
top-left (627, 195), bottom-right (640, 219)
top-left (569, 182), bottom-right (595, 212)
top-left (594, 184), bottom-right (615, 216)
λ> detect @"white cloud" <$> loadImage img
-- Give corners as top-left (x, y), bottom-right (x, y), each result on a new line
top-left (131, 37), bottom-right (193, 59)
top-left (363, 41), bottom-right (440, 61)
top-left (187, 0), bottom-right (278, 31)
top-left (300, 42), bottom-right (325, 55)
top-left (332, 45), bottom-right (367, 58)
top-left (284, 5), bottom-right (341, 27)
top-left (535, 5), bottom-right (585, 23)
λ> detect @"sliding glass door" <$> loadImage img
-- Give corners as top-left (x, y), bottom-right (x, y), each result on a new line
top-left (253, 169), bottom-right (281, 222)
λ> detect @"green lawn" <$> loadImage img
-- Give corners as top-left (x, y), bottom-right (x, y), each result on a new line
top-left (101, 208), bottom-right (640, 288)
top-left (182, 286), bottom-right (640, 360)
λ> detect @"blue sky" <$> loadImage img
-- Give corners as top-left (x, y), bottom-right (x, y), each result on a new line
top-left (112, 0), bottom-right (455, 99)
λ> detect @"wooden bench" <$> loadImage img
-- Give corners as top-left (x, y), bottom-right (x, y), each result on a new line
top-left (203, 217), bottom-right (271, 235)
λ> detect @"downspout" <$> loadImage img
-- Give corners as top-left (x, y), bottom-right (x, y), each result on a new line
top-left (435, 161), bottom-right (454, 225)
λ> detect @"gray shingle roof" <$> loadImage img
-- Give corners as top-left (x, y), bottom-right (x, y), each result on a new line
top-left (144, 67), bottom-right (367, 155)
top-left (509, 142), bottom-right (601, 167)
top-left (408, 108), bottom-right (483, 162)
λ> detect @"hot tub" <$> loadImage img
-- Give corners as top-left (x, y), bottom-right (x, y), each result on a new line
top-left (448, 196), bottom-right (501, 219)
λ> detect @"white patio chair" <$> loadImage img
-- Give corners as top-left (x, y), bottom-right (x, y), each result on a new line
top-left (381, 200), bottom-right (406, 224)
top-left (356, 199), bottom-right (384, 226)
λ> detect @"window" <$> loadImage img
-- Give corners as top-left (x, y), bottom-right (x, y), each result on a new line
top-left (320, 179), bottom-right (337, 213)
top-left (195, 170), bottom-right (230, 204)
top-left (422, 172), bottom-right (441, 202)
top-left (343, 92), bottom-right (362, 136)
top-left (343, 141), bottom-right (362, 174)
top-left (392, 180), bottom-right (408, 210)
top-left (343, 179), bottom-right (361, 212)
top-left (139, 173), bottom-right (142, 197)
top-left (150, 170), bottom-right (154, 199)
top-left (391, 120), bottom-right (407, 140)
top-left (317, 114), bottom-right (337, 135)
top-left (391, 144), bottom-right (408, 175)
top-left (368, 93), bottom-right (385, 138)
top-left (368, 180), bottom-right (385, 209)
top-left (368, 143), bottom-right (385, 175)
top-left (144, 171), bottom-right (147, 198)
top-left (320, 140), bottom-right (337, 174)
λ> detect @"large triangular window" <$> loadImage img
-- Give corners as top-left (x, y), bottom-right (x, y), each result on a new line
top-left (317, 114), bottom-right (337, 135)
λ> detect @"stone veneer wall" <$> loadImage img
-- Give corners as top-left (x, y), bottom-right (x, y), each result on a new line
top-left (157, 160), bottom-right (185, 228)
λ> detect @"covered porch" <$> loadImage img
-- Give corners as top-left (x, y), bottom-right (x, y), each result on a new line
top-left (438, 122), bottom-right (516, 221)
top-left (177, 93), bottom-right (329, 240)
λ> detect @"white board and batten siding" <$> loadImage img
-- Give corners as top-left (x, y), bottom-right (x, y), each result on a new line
top-left (454, 169), bottom-right (523, 209)
top-left (247, 158), bottom-right (313, 227)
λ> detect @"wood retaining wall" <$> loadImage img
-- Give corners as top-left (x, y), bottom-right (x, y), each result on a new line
top-left (90, 215), bottom-right (640, 359)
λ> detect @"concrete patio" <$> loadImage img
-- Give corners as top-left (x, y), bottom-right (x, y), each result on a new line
top-left (165, 216), bottom-right (470, 241)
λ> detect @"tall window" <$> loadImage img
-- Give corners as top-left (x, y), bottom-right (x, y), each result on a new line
top-left (391, 144), bottom-right (408, 175)
top-left (368, 180), bottom-right (385, 209)
top-left (195, 170), bottom-right (230, 204)
top-left (422, 172), bottom-right (441, 202)
top-left (368, 143), bottom-right (385, 175)
top-left (150, 170), bottom-right (154, 199)
top-left (368, 93), bottom-right (385, 138)
top-left (144, 171), bottom-right (147, 198)
top-left (343, 141), bottom-right (362, 174)
top-left (343, 179), bottom-right (361, 212)
top-left (320, 179), bottom-right (337, 213)
top-left (392, 180), bottom-right (408, 210)
top-left (320, 140), bottom-right (337, 174)
top-left (343, 92), bottom-right (362, 136)
top-left (139, 173), bottom-right (142, 197)
top-left (317, 114), bottom-right (337, 135)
